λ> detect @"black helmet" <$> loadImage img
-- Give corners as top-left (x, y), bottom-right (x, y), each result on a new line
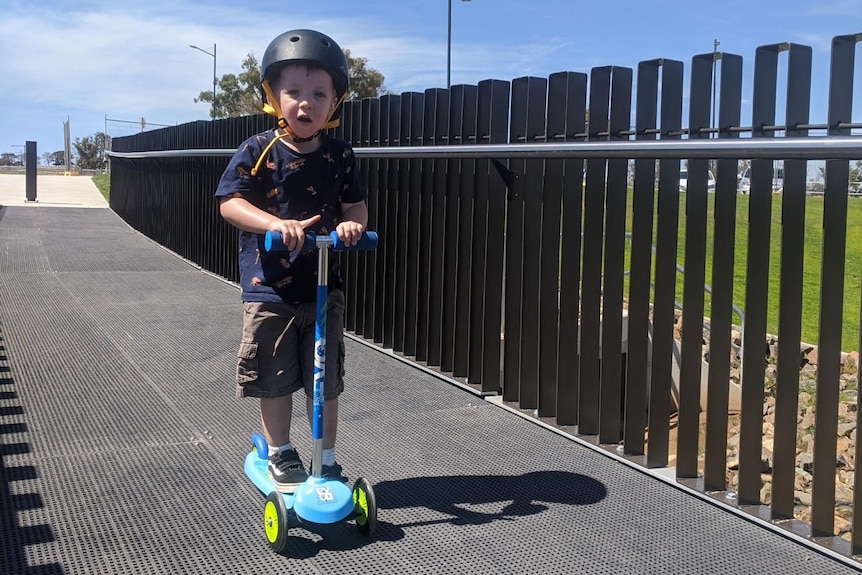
top-left (261, 29), bottom-right (349, 101)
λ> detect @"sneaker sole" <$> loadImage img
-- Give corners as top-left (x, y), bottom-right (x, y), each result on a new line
top-left (272, 481), bottom-right (304, 494)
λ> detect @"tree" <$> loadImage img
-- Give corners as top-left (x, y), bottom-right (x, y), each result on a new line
top-left (195, 49), bottom-right (387, 118)
top-left (195, 54), bottom-right (262, 118)
top-left (43, 151), bottom-right (66, 166)
top-left (73, 132), bottom-right (110, 170)
top-left (817, 160), bottom-right (862, 192)
top-left (344, 49), bottom-right (387, 99)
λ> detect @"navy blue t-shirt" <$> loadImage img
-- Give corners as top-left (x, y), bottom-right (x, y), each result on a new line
top-left (215, 131), bottom-right (367, 304)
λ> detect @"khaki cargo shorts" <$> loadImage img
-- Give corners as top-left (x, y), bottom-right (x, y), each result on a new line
top-left (234, 290), bottom-right (345, 399)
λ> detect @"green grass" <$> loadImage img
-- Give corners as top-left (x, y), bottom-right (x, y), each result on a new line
top-left (628, 192), bottom-right (862, 352)
top-left (92, 173), bottom-right (110, 201)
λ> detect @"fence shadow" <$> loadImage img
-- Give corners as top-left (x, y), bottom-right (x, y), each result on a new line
top-left (0, 330), bottom-right (65, 575)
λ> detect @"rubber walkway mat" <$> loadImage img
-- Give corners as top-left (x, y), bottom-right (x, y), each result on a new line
top-left (1, 206), bottom-right (859, 574)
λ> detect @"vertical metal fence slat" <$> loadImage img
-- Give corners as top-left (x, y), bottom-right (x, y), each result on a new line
top-left (771, 44), bottom-right (813, 524)
top-left (480, 80), bottom-right (510, 394)
top-left (415, 89), bottom-right (437, 362)
top-left (442, 86), bottom-right (465, 373)
top-left (676, 53), bottom-right (713, 478)
top-left (647, 59), bottom-right (683, 469)
top-left (598, 66), bottom-right (633, 444)
top-left (520, 77), bottom-right (549, 412)
top-left (625, 60), bottom-right (660, 454)
top-left (370, 97), bottom-right (386, 344)
top-left (382, 95), bottom-right (401, 349)
top-left (538, 73), bottom-right (568, 418)
top-left (555, 72), bottom-right (588, 427)
top-left (362, 98), bottom-right (380, 339)
top-left (404, 93), bottom-right (425, 358)
top-left (428, 89), bottom-right (450, 368)
top-left (371, 96), bottom-right (387, 344)
top-left (579, 66), bottom-right (612, 436)
top-left (456, 85), bottom-right (479, 380)
top-left (812, 33), bottom-right (857, 537)
top-left (751, 45), bottom-right (792, 518)
top-left (502, 78), bottom-right (528, 403)
top-left (392, 94), bottom-right (414, 353)
top-left (346, 101), bottom-right (364, 332)
top-left (703, 53), bottom-right (743, 491)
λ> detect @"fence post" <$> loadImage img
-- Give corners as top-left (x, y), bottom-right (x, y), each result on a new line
top-left (25, 141), bottom-right (37, 202)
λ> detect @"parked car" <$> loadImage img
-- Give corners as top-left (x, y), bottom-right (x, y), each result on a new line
top-left (679, 169), bottom-right (716, 192)
top-left (738, 165), bottom-right (784, 194)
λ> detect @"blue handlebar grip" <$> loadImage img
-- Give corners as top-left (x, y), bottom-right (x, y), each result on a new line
top-left (330, 231), bottom-right (378, 251)
top-left (264, 231), bottom-right (377, 252)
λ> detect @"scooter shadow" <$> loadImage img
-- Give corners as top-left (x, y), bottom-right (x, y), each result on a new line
top-left (373, 470), bottom-right (607, 529)
top-left (277, 514), bottom-right (403, 559)
top-left (276, 470), bottom-right (607, 558)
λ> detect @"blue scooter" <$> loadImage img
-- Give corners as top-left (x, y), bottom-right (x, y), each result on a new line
top-left (243, 229), bottom-right (378, 553)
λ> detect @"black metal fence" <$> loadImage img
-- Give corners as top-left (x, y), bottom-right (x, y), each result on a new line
top-left (109, 34), bottom-right (862, 562)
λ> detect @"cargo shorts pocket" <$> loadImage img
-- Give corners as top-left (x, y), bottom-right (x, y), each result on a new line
top-left (236, 341), bottom-right (259, 385)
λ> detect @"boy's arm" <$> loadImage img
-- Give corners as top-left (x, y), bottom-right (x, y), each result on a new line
top-left (219, 196), bottom-right (321, 252)
top-left (336, 200), bottom-right (369, 247)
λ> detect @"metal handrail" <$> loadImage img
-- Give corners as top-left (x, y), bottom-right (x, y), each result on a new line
top-left (105, 135), bottom-right (862, 161)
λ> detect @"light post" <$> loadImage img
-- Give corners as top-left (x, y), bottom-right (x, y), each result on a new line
top-left (189, 43), bottom-right (217, 119)
top-left (447, 0), bottom-right (471, 89)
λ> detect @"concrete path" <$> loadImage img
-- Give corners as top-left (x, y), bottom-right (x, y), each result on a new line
top-left (0, 173), bottom-right (108, 208)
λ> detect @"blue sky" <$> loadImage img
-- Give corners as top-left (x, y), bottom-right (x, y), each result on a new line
top-left (1, 0), bottom-right (860, 158)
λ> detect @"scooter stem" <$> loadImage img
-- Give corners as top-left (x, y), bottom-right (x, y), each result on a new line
top-left (311, 239), bottom-right (329, 478)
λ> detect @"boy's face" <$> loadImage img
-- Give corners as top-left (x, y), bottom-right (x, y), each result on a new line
top-left (274, 64), bottom-right (337, 140)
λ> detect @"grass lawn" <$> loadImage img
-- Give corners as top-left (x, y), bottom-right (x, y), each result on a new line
top-left (91, 173), bottom-right (110, 202)
top-left (650, 192), bottom-right (862, 352)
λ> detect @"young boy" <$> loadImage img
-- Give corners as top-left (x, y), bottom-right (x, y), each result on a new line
top-left (215, 29), bottom-right (368, 493)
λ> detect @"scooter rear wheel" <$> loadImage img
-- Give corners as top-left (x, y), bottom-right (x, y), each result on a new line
top-left (352, 477), bottom-right (377, 535)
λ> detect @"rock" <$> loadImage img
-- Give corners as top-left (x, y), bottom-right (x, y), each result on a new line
top-left (836, 485), bottom-right (854, 507)
top-left (838, 421), bottom-right (857, 438)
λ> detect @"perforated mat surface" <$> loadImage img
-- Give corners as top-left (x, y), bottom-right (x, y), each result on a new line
top-left (1, 205), bottom-right (860, 574)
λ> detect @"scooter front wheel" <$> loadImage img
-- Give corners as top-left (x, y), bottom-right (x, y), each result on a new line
top-left (263, 491), bottom-right (290, 553)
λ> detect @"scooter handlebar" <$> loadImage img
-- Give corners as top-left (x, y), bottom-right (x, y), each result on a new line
top-left (264, 230), bottom-right (378, 252)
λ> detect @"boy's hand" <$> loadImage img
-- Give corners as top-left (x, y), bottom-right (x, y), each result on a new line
top-left (336, 221), bottom-right (366, 247)
top-left (269, 215), bottom-right (321, 251)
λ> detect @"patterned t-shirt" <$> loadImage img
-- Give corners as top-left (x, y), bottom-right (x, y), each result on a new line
top-left (215, 131), bottom-right (367, 303)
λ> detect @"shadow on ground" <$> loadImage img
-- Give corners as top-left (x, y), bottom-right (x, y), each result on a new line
top-left (1, 329), bottom-right (65, 575)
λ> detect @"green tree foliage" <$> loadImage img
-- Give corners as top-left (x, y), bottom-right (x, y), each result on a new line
top-left (195, 54), bottom-right (262, 118)
top-left (0, 152), bottom-right (20, 166)
top-left (344, 49), bottom-right (387, 99)
top-left (43, 151), bottom-right (66, 166)
top-left (73, 132), bottom-right (110, 170)
top-left (195, 49), bottom-right (387, 118)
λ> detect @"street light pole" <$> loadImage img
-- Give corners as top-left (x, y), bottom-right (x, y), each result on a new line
top-left (447, 0), bottom-right (471, 89)
top-left (189, 43), bottom-right (217, 119)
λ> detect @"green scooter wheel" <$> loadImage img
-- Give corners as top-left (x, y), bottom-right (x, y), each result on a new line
top-left (352, 477), bottom-right (377, 535)
top-left (263, 491), bottom-right (289, 553)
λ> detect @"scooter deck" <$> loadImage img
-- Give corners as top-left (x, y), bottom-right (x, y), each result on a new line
top-left (244, 440), bottom-right (355, 524)
top-left (244, 448), bottom-right (294, 505)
